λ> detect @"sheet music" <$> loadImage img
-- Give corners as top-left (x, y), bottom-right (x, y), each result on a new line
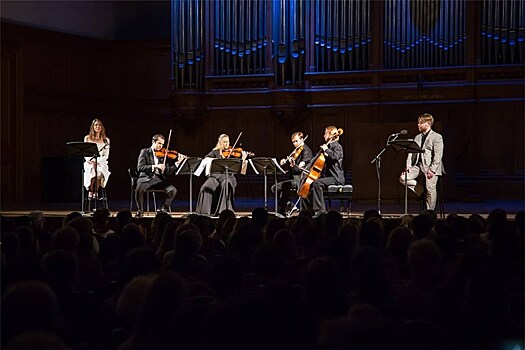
top-left (248, 158), bottom-right (287, 175)
top-left (175, 158), bottom-right (188, 175)
top-left (193, 157), bottom-right (214, 177)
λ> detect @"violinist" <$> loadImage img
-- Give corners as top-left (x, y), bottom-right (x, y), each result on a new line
top-left (271, 132), bottom-right (313, 215)
top-left (195, 134), bottom-right (248, 216)
top-left (301, 126), bottom-right (344, 216)
top-left (135, 133), bottom-right (186, 218)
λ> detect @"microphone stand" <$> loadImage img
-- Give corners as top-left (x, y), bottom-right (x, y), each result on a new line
top-left (370, 134), bottom-right (399, 215)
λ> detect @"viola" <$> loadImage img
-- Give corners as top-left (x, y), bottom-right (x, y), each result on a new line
top-left (285, 145), bottom-right (304, 163)
top-left (155, 148), bottom-right (179, 160)
top-left (221, 147), bottom-right (255, 158)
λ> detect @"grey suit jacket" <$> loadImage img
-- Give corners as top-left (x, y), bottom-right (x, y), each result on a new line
top-left (406, 129), bottom-right (444, 175)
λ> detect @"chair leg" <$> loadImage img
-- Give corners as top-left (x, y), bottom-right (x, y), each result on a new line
top-left (152, 192), bottom-right (157, 212)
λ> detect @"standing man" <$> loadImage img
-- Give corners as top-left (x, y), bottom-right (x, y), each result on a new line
top-left (399, 113), bottom-right (444, 210)
top-left (271, 132), bottom-right (313, 215)
top-left (300, 126), bottom-right (344, 216)
top-left (135, 134), bottom-right (186, 217)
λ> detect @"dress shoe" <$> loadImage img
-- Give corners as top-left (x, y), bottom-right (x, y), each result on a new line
top-left (314, 210), bottom-right (327, 218)
top-left (135, 210), bottom-right (143, 218)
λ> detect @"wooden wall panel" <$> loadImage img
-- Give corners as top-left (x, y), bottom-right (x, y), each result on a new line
top-left (1, 22), bottom-right (524, 206)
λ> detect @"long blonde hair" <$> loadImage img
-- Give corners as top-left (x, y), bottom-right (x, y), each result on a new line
top-left (87, 118), bottom-right (108, 142)
top-left (213, 134), bottom-right (229, 150)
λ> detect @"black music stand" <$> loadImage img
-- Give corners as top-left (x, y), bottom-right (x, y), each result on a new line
top-left (249, 157), bottom-right (287, 218)
top-left (389, 139), bottom-right (424, 214)
top-left (66, 142), bottom-right (99, 213)
top-left (175, 157), bottom-right (202, 213)
top-left (210, 158), bottom-right (242, 217)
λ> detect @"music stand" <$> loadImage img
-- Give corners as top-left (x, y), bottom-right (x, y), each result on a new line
top-left (175, 157), bottom-right (203, 213)
top-left (210, 158), bottom-right (242, 216)
top-left (249, 157), bottom-right (287, 218)
top-left (389, 139), bottom-right (424, 214)
top-left (66, 142), bottom-right (99, 213)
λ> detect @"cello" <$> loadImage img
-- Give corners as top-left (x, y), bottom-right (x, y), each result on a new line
top-left (297, 128), bottom-right (343, 198)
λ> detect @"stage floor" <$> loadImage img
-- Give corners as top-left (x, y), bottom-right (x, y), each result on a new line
top-left (1, 198), bottom-right (523, 220)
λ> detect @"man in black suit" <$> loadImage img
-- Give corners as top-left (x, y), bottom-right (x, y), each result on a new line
top-left (271, 131), bottom-right (313, 215)
top-left (135, 134), bottom-right (186, 217)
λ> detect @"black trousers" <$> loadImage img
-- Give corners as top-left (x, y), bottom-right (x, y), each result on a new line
top-left (301, 176), bottom-right (339, 213)
top-left (195, 174), bottom-right (237, 216)
top-left (271, 175), bottom-right (301, 214)
top-left (135, 178), bottom-right (177, 212)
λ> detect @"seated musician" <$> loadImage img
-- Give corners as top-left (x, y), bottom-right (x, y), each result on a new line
top-left (300, 126), bottom-right (344, 216)
top-left (271, 132), bottom-right (313, 215)
top-left (135, 134), bottom-right (186, 218)
top-left (195, 134), bottom-right (248, 216)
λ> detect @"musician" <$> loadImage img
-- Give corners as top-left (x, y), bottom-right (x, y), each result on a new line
top-left (301, 126), bottom-right (344, 216)
top-left (271, 132), bottom-right (313, 215)
top-left (135, 134), bottom-right (186, 218)
top-left (195, 134), bottom-right (247, 216)
top-left (83, 118), bottom-right (110, 199)
top-left (400, 113), bottom-right (444, 210)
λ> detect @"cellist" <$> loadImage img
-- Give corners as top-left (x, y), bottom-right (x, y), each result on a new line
top-left (301, 126), bottom-right (344, 216)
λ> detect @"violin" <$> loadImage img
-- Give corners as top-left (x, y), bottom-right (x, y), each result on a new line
top-left (221, 147), bottom-right (255, 159)
top-left (155, 148), bottom-right (179, 159)
top-left (281, 135), bottom-right (308, 166)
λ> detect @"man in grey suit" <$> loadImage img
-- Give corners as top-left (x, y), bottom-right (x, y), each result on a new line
top-left (400, 113), bottom-right (444, 210)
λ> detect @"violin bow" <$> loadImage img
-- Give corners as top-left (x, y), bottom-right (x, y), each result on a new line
top-left (227, 131), bottom-right (243, 159)
top-left (163, 129), bottom-right (173, 165)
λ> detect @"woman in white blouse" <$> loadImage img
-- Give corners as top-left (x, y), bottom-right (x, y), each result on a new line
top-left (83, 118), bottom-right (111, 199)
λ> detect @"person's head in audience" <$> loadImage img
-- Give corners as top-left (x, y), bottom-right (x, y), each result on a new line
top-left (251, 207), bottom-right (268, 230)
top-left (119, 247), bottom-right (160, 289)
top-left (123, 272), bottom-right (188, 349)
top-left (468, 214), bottom-right (485, 236)
top-left (305, 256), bottom-right (347, 319)
top-left (363, 209), bottom-right (381, 222)
top-left (412, 214), bottom-right (434, 240)
top-left (273, 228), bottom-right (298, 262)
top-left (360, 217), bottom-right (384, 251)
top-left (41, 250), bottom-right (78, 290)
top-left (385, 226), bottom-right (412, 262)
top-left (421, 209), bottom-right (437, 226)
top-left (186, 215), bottom-right (212, 239)
top-left (407, 239), bottom-right (442, 288)
top-left (120, 223), bottom-right (146, 260)
top-left (325, 211), bottom-right (343, 236)
top-left (487, 208), bottom-right (508, 240)
top-left (116, 273), bottom-right (158, 328)
top-left (67, 217), bottom-right (96, 256)
top-left (62, 211), bottom-right (82, 228)
top-left (51, 227), bottom-right (79, 253)
top-left (28, 211), bottom-right (45, 231)
top-left (1, 281), bottom-right (58, 346)
top-left (399, 214), bottom-right (414, 228)
top-left (93, 208), bottom-right (111, 232)
top-left (116, 209), bottom-right (133, 232)
top-left (264, 218), bottom-right (286, 243)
